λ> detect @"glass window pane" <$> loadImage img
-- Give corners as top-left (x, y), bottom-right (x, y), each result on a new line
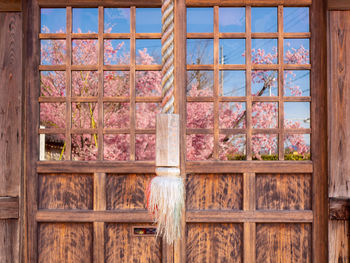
top-left (220, 70), bottom-right (246, 97)
top-left (136, 71), bottom-right (162, 97)
top-left (136, 103), bottom-right (160, 129)
top-left (187, 8), bottom-right (213, 33)
top-left (104, 103), bottom-right (130, 129)
top-left (104, 71), bottom-right (129, 97)
top-left (41, 40), bottom-right (66, 65)
top-left (187, 39), bottom-right (214, 65)
top-left (284, 134), bottom-right (310, 160)
top-left (72, 71), bottom-right (98, 97)
top-left (72, 40), bottom-right (98, 65)
top-left (40, 103), bottom-right (66, 128)
top-left (252, 134), bottom-right (278, 160)
top-left (73, 8), bottom-right (98, 33)
top-left (40, 71), bottom-right (66, 97)
top-left (104, 39), bottom-right (130, 65)
top-left (187, 103), bottom-right (214, 129)
top-left (284, 7), bottom-right (309, 33)
top-left (284, 70), bottom-right (310, 96)
top-left (40, 134), bottom-right (66, 161)
top-left (104, 134), bottom-right (130, 161)
top-left (251, 7), bottom-right (277, 33)
top-left (284, 102), bottom-right (310, 128)
top-left (104, 8), bottom-right (130, 33)
top-left (187, 71), bottom-right (214, 97)
top-left (136, 134), bottom-right (155, 160)
top-left (252, 70), bottom-right (278, 96)
top-left (219, 102), bottom-right (246, 129)
top-left (284, 39), bottom-right (309, 64)
top-left (136, 39), bottom-right (161, 65)
top-left (252, 39), bottom-right (278, 64)
top-left (219, 39), bottom-right (245, 64)
top-left (219, 7), bottom-right (245, 33)
top-left (72, 134), bottom-right (98, 161)
top-left (136, 8), bottom-right (161, 33)
top-left (252, 102), bottom-right (278, 128)
top-left (187, 134), bottom-right (214, 160)
top-left (72, 103), bottom-right (98, 128)
top-left (219, 134), bottom-right (246, 160)
top-left (41, 8), bottom-right (66, 33)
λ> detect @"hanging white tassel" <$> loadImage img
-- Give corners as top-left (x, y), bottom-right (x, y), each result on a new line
top-left (147, 167), bottom-right (184, 244)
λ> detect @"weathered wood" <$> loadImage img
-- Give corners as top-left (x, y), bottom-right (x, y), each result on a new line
top-left (329, 11), bottom-right (350, 198)
top-left (329, 220), bottom-right (349, 263)
top-left (37, 0), bottom-right (162, 7)
top-left (328, 0), bottom-right (350, 10)
top-left (243, 223), bottom-right (256, 263)
top-left (0, 219), bottom-right (19, 263)
top-left (0, 0), bottom-right (21, 11)
top-left (0, 12), bottom-right (22, 197)
top-left (186, 0), bottom-right (311, 6)
top-left (0, 197), bottom-right (19, 219)
top-left (93, 222), bottom-right (104, 263)
top-left (329, 198), bottom-right (350, 220)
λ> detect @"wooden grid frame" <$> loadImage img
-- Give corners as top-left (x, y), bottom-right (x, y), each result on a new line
top-left (38, 6), bottom-right (163, 161)
top-left (185, 5), bottom-right (311, 162)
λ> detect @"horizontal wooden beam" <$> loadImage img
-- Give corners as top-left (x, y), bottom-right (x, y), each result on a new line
top-left (37, 0), bottom-right (161, 7)
top-left (186, 210), bottom-right (313, 223)
top-left (328, 0), bottom-right (350, 10)
top-left (186, 0), bottom-right (311, 6)
top-left (0, 0), bottom-right (21, 12)
top-left (329, 198), bottom-right (350, 220)
top-left (0, 197), bottom-right (19, 219)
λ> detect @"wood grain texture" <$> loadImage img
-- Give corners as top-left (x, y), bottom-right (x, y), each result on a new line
top-left (0, 219), bottom-right (19, 263)
top-left (329, 11), bottom-right (350, 198)
top-left (0, 0), bottom-right (21, 11)
top-left (256, 174), bottom-right (311, 210)
top-left (38, 223), bottom-right (93, 263)
top-left (106, 174), bottom-right (153, 210)
top-left (105, 223), bottom-right (162, 263)
top-left (256, 223), bottom-right (312, 263)
top-left (328, 0), bottom-right (350, 10)
top-left (329, 198), bottom-right (350, 220)
top-left (39, 174), bottom-right (93, 210)
top-left (329, 220), bottom-right (349, 263)
top-left (0, 12), bottom-right (22, 197)
top-left (186, 223), bottom-right (243, 263)
top-left (0, 196), bottom-right (19, 219)
top-left (186, 174), bottom-right (243, 210)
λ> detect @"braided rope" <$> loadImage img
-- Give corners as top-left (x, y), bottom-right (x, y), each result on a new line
top-left (161, 0), bottom-right (175, 114)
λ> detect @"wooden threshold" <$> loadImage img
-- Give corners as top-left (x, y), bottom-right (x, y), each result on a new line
top-left (0, 197), bottom-right (19, 219)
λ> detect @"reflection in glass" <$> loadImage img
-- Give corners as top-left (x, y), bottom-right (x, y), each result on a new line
top-left (104, 8), bottom-right (130, 33)
top-left (284, 134), bottom-right (310, 160)
top-left (284, 70), bottom-right (310, 96)
top-left (251, 7), bottom-right (277, 33)
top-left (219, 134), bottom-right (246, 160)
top-left (186, 134), bottom-right (214, 160)
top-left (252, 102), bottom-right (278, 128)
top-left (72, 40), bottom-right (98, 65)
top-left (284, 102), bottom-right (310, 128)
top-left (136, 103), bottom-right (160, 129)
top-left (40, 134), bottom-right (66, 161)
top-left (104, 39), bottom-right (130, 65)
top-left (136, 39), bottom-right (162, 65)
top-left (40, 103), bottom-right (66, 128)
top-left (104, 134), bottom-right (130, 161)
top-left (72, 71), bottom-right (98, 96)
top-left (251, 39), bottom-right (277, 64)
top-left (284, 39), bottom-right (309, 64)
top-left (73, 8), bottom-right (98, 33)
top-left (219, 71), bottom-right (246, 97)
top-left (136, 8), bottom-right (161, 33)
top-left (187, 103), bottom-right (214, 129)
top-left (284, 8), bottom-right (309, 33)
top-left (72, 103), bottom-right (98, 128)
top-left (187, 71), bottom-right (213, 97)
top-left (187, 8), bottom-right (213, 33)
top-left (136, 71), bottom-right (162, 97)
top-left (41, 40), bottom-right (66, 65)
top-left (252, 134), bottom-right (278, 160)
top-left (187, 39), bottom-right (214, 65)
top-left (219, 7), bottom-right (245, 33)
top-left (136, 134), bottom-right (155, 160)
top-left (219, 39), bottom-right (245, 64)
top-left (104, 103), bottom-right (130, 129)
top-left (41, 8), bottom-right (66, 33)
top-left (104, 71), bottom-right (129, 97)
top-left (219, 102), bottom-right (246, 129)
top-left (40, 71), bottom-right (66, 97)
top-left (252, 70), bottom-right (278, 96)
top-left (72, 134), bottom-right (98, 161)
